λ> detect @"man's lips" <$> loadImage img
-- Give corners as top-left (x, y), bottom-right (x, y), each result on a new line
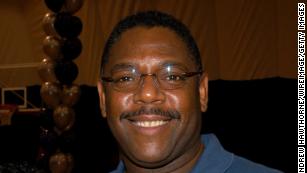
top-left (132, 120), bottom-right (168, 128)
top-left (126, 114), bottom-right (172, 128)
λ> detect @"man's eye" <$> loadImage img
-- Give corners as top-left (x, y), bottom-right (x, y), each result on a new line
top-left (165, 75), bottom-right (185, 81)
top-left (115, 76), bottom-right (134, 83)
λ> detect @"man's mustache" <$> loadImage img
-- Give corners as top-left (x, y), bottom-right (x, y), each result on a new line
top-left (120, 107), bottom-right (181, 120)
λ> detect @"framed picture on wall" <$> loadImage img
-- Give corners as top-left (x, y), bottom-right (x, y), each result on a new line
top-left (1, 87), bottom-right (27, 109)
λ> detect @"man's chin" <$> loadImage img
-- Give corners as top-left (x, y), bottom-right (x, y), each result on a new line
top-left (123, 143), bottom-right (175, 168)
top-left (127, 154), bottom-right (172, 169)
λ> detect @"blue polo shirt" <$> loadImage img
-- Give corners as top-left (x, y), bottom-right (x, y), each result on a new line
top-left (110, 134), bottom-right (283, 173)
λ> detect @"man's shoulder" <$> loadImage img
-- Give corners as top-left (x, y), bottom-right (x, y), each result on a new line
top-left (226, 154), bottom-right (283, 173)
top-left (196, 134), bottom-right (284, 173)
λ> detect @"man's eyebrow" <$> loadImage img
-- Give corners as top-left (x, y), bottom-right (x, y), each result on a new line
top-left (110, 63), bottom-right (136, 73)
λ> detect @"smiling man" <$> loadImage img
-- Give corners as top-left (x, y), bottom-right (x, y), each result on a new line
top-left (97, 11), bottom-right (282, 173)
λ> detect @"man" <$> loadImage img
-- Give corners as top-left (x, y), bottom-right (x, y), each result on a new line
top-left (97, 11), bottom-right (282, 173)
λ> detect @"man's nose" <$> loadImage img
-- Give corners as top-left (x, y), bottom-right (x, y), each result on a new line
top-left (133, 75), bottom-right (165, 104)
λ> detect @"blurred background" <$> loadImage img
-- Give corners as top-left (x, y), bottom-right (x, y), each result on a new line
top-left (0, 0), bottom-right (298, 172)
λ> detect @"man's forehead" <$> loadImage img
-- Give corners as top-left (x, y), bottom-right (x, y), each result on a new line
top-left (105, 27), bottom-right (192, 67)
top-left (112, 27), bottom-right (186, 51)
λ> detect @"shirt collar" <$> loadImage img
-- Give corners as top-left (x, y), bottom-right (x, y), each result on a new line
top-left (190, 134), bottom-right (234, 173)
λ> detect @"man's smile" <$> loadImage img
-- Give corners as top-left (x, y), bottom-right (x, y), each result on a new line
top-left (133, 120), bottom-right (168, 128)
top-left (126, 114), bottom-right (173, 128)
top-left (123, 114), bottom-right (178, 135)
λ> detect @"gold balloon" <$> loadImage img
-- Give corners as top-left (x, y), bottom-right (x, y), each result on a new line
top-left (49, 152), bottom-right (74, 173)
top-left (42, 13), bottom-right (59, 37)
top-left (62, 84), bottom-right (80, 107)
top-left (41, 82), bottom-right (62, 108)
top-left (62, 0), bottom-right (84, 14)
top-left (43, 36), bottom-right (63, 60)
top-left (53, 105), bottom-right (75, 132)
top-left (38, 58), bottom-right (58, 82)
top-left (66, 153), bottom-right (74, 173)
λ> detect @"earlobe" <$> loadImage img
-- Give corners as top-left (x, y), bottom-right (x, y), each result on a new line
top-left (97, 81), bottom-right (107, 118)
top-left (199, 73), bottom-right (208, 112)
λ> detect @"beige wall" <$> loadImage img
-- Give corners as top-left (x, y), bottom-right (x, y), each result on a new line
top-left (0, 0), bottom-right (298, 87)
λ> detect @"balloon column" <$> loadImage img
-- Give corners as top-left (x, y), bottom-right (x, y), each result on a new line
top-left (38, 0), bottom-right (83, 172)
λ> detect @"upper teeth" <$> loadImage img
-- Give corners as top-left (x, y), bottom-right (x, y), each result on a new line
top-left (134, 120), bottom-right (168, 127)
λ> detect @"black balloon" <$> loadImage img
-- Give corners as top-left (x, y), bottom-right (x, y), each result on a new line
top-left (62, 38), bottom-right (82, 61)
top-left (39, 109), bottom-right (55, 129)
top-left (54, 61), bottom-right (78, 85)
top-left (44, 0), bottom-right (65, 13)
top-left (57, 130), bottom-right (76, 153)
top-left (36, 146), bottom-right (50, 170)
top-left (39, 127), bottom-right (57, 153)
top-left (54, 13), bottom-right (82, 38)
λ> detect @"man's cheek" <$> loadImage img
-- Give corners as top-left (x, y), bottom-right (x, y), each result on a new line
top-left (166, 91), bottom-right (191, 109)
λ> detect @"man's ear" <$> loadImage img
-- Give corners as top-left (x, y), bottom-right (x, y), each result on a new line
top-left (199, 73), bottom-right (208, 112)
top-left (97, 81), bottom-right (107, 118)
